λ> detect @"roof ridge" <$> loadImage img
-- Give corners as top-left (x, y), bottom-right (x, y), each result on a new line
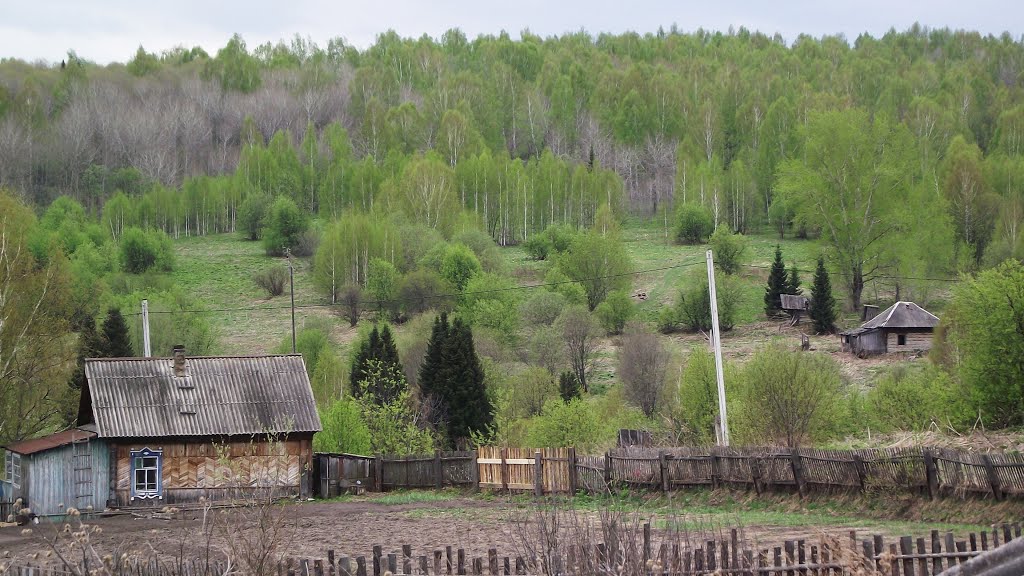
top-left (86, 354), bottom-right (303, 362)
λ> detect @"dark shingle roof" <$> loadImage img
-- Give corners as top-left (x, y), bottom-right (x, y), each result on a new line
top-left (84, 355), bottom-right (321, 438)
top-left (861, 301), bottom-right (939, 330)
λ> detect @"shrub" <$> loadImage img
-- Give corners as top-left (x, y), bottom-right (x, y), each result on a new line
top-left (262, 196), bottom-right (308, 256)
top-left (675, 203), bottom-right (714, 244)
top-left (523, 233), bottom-right (553, 260)
top-left (507, 367), bottom-right (557, 418)
top-left (867, 365), bottom-right (972, 432)
top-left (439, 243), bottom-right (482, 291)
top-left (314, 398), bottom-right (372, 454)
top-left (253, 265), bottom-right (288, 297)
top-left (526, 398), bottom-right (609, 452)
top-left (399, 269), bottom-right (453, 317)
top-left (366, 258), bottom-right (401, 320)
top-left (558, 371), bottom-right (581, 402)
top-left (119, 227), bottom-right (174, 274)
top-left (735, 343), bottom-right (846, 447)
top-left (292, 228), bottom-right (320, 258)
top-left (709, 227), bottom-right (746, 274)
top-left (238, 193), bottom-right (270, 241)
top-left (519, 290), bottom-right (567, 327)
top-left (618, 323), bottom-right (669, 418)
top-left (594, 291), bottom-right (634, 335)
top-left (674, 274), bottom-right (741, 331)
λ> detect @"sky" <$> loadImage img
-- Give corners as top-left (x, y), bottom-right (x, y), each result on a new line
top-left (1, 0), bottom-right (1021, 65)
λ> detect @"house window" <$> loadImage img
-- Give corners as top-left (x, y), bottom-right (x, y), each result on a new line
top-left (897, 334), bottom-right (907, 346)
top-left (4, 451), bottom-right (21, 488)
top-left (130, 448), bottom-right (162, 499)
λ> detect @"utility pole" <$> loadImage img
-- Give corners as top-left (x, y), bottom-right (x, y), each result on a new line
top-left (287, 250), bottom-right (296, 354)
top-left (141, 299), bottom-right (151, 357)
top-left (706, 249), bottom-right (730, 447)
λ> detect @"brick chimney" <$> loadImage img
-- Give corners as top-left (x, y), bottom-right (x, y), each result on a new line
top-left (172, 345), bottom-right (186, 377)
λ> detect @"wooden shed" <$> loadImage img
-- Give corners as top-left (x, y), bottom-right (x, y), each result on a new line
top-left (4, 349), bottom-right (321, 513)
top-left (1, 428), bottom-right (109, 518)
top-left (840, 301), bottom-right (939, 357)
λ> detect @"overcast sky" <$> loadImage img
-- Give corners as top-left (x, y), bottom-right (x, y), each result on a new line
top-left (2, 0), bottom-right (1021, 65)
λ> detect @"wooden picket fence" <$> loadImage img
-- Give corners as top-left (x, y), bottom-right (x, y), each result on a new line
top-left (10, 524), bottom-right (1022, 575)
top-left (471, 446), bottom-right (1024, 500)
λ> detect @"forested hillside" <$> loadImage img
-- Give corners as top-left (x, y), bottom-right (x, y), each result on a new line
top-left (3, 26), bottom-right (1024, 451)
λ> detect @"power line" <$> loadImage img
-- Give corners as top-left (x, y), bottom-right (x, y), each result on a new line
top-left (740, 263), bottom-right (962, 283)
top-left (128, 258), bottom-right (706, 316)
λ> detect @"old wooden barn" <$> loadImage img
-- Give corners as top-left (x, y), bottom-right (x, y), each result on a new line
top-left (1, 349), bottom-right (320, 517)
top-left (840, 301), bottom-right (939, 357)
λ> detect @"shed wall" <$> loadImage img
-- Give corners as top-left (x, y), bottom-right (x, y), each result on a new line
top-left (24, 440), bottom-right (110, 517)
top-left (853, 330), bottom-right (887, 355)
top-left (886, 331), bottom-right (933, 352)
top-left (113, 436), bottom-right (312, 507)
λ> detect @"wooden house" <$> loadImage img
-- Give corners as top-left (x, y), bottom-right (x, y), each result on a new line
top-left (840, 301), bottom-right (939, 357)
top-left (1, 349), bottom-right (321, 516)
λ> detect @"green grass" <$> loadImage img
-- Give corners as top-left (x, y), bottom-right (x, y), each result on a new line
top-left (369, 489), bottom-right (462, 505)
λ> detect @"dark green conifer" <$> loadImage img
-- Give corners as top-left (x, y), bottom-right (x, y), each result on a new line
top-left (786, 263), bottom-right (802, 295)
top-left (764, 245), bottom-right (788, 316)
top-left (100, 308), bottom-right (133, 358)
top-left (559, 371), bottom-right (581, 402)
top-left (810, 256), bottom-right (837, 334)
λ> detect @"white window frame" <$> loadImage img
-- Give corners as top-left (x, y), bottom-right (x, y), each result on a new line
top-left (4, 451), bottom-right (20, 488)
top-left (130, 448), bottom-right (162, 500)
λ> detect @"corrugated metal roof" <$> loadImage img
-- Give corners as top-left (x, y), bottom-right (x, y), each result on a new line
top-left (3, 428), bottom-right (97, 455)
top-left (861, 301), bottom-right (939, 330)
top-left (84, 355), bottom-right (321, 438)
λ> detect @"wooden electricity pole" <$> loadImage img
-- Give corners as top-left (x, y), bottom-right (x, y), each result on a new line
top-left (706, 249), bottom-right (730, 446)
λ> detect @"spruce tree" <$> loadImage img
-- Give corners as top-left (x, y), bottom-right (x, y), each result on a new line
top-left (418, 313), bottom-right (450, 403)
top-left (100, 308), bottom-right (133, 358)
top-left (66, 317), bottom-right (102, 425)
top-left (350, 324), bottom-right (404, 403)
top-left (438, 318), bottom-right (492, 444)
top-left (786, 263), bottom-right (802, 295)
top-left (810, 256), bottom-right (837, 334)
top-left (764, 245), bottom-right (788, 316)
top-left (559, 371), bottom-right (581, 402)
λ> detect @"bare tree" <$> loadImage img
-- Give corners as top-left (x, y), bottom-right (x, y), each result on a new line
top-left (558, 305), bottom-right (599, 393)
top-left (339, 284), bottom-right (361, 326)
top-left (618, 322), bottom-right (669, 418)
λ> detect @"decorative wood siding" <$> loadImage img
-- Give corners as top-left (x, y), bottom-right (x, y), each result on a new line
top-left (886, 331), bottom-right (933, 351)
top-left (113, 436), bottom-right (312, 506)
top-left (23, 440), bottom-right (110, 517)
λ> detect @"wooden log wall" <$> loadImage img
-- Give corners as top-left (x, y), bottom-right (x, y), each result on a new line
top-left (12, 523), bottom-right (1023, 576)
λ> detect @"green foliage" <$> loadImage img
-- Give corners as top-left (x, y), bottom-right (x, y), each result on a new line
top-left (557, 231), bottom-right (632, 310)
top-left (709, 227), bottom-right (746, 275)
top-left (526, 398), bottom-right (608, 452)
top-left (764, 245), bottom-right (788, 316)
top-left (675, 203), bottom-right (714, 244)
top-left (366, 257), bottom-right (401, 319)
top-left (944, 260), bottom-right (1024, 426)
top-left (786, 264), bottom-right (801, 295)
top-left (315, 214), bottom-right (400, 302)
top-left (107, 289), bottom-right (219, 358)
top-left (238, 193), bottom-right (271, 241)
top-left (459, 273), bottom-right (520, 341)
top-left (734, 343), bottom-right (846, 447)
top-left (519, 290), bottom-right (567, 327)
top-left (543, 267), bottom-right (588, 307)
top-left (524, 224), bottom-right (578, 260)
top-left (505, 366), bottom-right (557, 418)
top-left (350, 324), bottom-right (403, 404)
top-left (119, 227), bottom-right (174, 274)
top-left (559, 371), bottom-right (581, 402)
top-left (809, 256), bottom-right (837, 334)
top-left (523, 234), bottom-right (553, 261)
top-left (398, 269), bottom-right (452, 317)
top-left (439, 243), bottom-right (481, 291)
top-left (671, 348), bottom-right (720, 445)
top-left (664, 273), bottom-right (741, 332)
top-left (866, 365), bottom-right (972, 432)
top-left (262, 196), bottom-right (308, 256)
top-left (314, 398), bottom-right (372, 454)
top-left (594, 290), bottom-right (634, 335)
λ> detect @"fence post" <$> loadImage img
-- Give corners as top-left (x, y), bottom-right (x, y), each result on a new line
top-left (852, 454), bottom-right (867, 492)
top-left (604, 451), bottom-right (612, 490)
top-left (789, 448), bottom-right (806, 498)
top-left (568, 447), bottom-right (578, 495)
top-left (710, 448), bottom-right (720, 490)
top-left (923, 449), bottom-right (938, 500)
top-left (500, 448), bottom-right (509, 491)
top-left (470, 449), bottom-right (479, 491)
top-left (981, 454), bottom-right (1004, 501)
top-left (659, 451), bottom-right (669, 492)
top-left (434, 450), bottom-right (443, 489)
top-left (534, 451), bottom-right (543, 497)
top-left (374, 455), bottom-right (383, 492)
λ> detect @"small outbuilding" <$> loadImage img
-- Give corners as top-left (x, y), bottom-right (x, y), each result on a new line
top-left (840, 301), bottom-right (939, 357)
top-left (2, 349), bottom-right (321, 517)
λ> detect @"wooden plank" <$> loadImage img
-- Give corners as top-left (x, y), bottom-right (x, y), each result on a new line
top-left (476, 459), bottom-right (534, 466)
